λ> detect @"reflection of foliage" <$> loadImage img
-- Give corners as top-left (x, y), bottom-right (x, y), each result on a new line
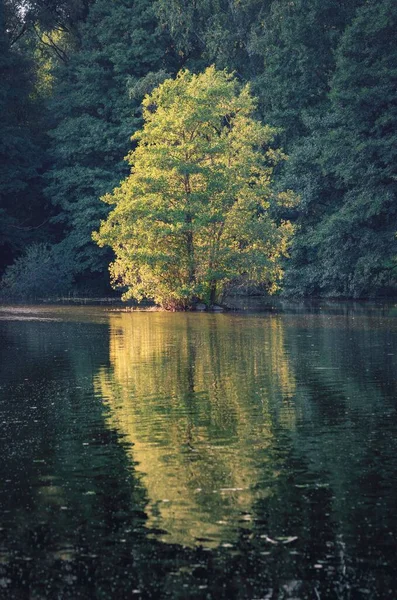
top-left (94, 313), bottom-right (296, 546)
top-left (0, 308), bottom-right (395, 599)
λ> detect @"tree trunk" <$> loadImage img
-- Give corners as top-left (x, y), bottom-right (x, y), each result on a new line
top-left (184, 174), bottom-right (195, 284)
top-left (185, 217), bottom-right (195, 284)
top-left (209, 280), bottom-right (217, 305)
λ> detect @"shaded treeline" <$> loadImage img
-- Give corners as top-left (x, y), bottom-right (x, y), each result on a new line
top-left (1, 0), bottom-right (396, 299)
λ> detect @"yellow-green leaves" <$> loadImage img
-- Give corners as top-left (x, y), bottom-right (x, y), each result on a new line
top-left (94, 67), bottom-right (296, 309)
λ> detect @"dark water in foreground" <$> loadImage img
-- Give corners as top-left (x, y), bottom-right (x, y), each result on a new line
top-left (0, 304), bottom-right (396, 599)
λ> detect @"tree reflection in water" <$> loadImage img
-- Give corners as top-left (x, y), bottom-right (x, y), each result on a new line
top-left (95, 313), bottom-right (296, 547)
top-left (1, 306), bottom-right (397, 598)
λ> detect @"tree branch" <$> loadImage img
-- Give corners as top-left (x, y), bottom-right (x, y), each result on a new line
top-left (32, 24), bottom-right (69, 63)
top-left (9, 22), bottom-right (27, 47)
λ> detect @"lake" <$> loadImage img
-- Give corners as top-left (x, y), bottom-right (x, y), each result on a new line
top-left (0, 303), bottom-right (396, 599)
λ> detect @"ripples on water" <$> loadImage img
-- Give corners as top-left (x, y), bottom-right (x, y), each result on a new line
top-left (0, 304), bottom-right (396, 598)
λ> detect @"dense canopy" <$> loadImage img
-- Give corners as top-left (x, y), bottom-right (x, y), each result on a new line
top-left (0, 0), bottom-right (396, 300)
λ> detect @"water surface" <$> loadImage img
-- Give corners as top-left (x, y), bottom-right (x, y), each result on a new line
top-left (0, 304), bottom-right (396, 598)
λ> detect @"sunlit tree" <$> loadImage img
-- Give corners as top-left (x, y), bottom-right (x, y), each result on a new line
top-left (94, 66), bottom-right (296, 309)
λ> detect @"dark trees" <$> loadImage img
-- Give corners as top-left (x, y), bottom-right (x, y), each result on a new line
top-left (44, 0), bottom-right (176, 290)
top-left (1, 0), bottom-right (395, 299)
top-left (0, 1), bottom-right (46, 274)
top-left (285, 0), bottom-right (397, 297)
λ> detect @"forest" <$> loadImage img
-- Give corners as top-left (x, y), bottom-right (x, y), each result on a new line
top-left (1, 0), bottom-right (396, 301)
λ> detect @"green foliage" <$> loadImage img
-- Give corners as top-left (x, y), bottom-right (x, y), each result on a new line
top-left (94, 67), bottom-right (296, 309)
top-left (154, 0), bottom-right (269, 75)
top-left (1, 0), bottom-right (396, 300)
top-left (285, 0), bottom-right (397, 297)
top-left (255, 0), bottom-right (362, 139)
top-left (5, 0), bottom-right (94, 45)
top-left (157, 0), bottom-right (396, 298)
top-left (0, 243), bottom-right (74, 299)
top-left (0, 2), bottom-right (48, 274)
top-left (45, 0), bottom-right (175, 279)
